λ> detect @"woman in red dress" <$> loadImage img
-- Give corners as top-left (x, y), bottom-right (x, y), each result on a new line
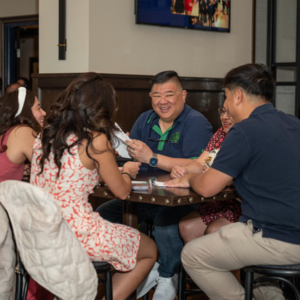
top-left (0, 88), bottom-right (50, 299)
top-left (184, 0), bottom-right (194, 15)
top-left (0, 87), bottom-right (45, 182)
top-left (30, 73), bottom-right (158, 300)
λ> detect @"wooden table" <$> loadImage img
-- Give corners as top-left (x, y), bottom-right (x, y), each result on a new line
top-left (93, 171), bottom-right (237, 300)
top-left (93, 171), bottom-right (237, 228)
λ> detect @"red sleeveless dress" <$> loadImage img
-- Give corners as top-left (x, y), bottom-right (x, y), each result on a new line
top-left (0, 127), bottom-right (24, 182)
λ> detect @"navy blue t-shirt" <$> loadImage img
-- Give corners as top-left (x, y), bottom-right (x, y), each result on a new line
top-left (212, 103), bottom-right (300, 244)
top-left (130, 104), bottom-right (212, 170)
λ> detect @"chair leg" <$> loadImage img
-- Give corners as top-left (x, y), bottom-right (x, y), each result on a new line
top-left (244, 271), bottom-right (254, 300)
top-left (15, 272), bottom-right (22, 300)
top-left (22, 273), bottom-right (30, 300)
top-left (105, 271), bottom-right (113, 300)
top-left (178, 264), bottom-right (185, 300)
top-left (277, 277), bottom-right (300, 300)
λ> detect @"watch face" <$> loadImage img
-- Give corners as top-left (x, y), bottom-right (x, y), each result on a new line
top-left (149, 157), bottom-right (158, 167)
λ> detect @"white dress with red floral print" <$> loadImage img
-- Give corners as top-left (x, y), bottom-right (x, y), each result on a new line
top-left (30, 134), bottom-right (140, 272)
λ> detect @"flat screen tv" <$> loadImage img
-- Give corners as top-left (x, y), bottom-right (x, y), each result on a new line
top-left (136, 0), bottom-right (230, 33)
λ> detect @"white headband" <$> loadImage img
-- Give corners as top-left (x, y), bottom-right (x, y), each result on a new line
top-left (15, 87), bottom-right (27, 118)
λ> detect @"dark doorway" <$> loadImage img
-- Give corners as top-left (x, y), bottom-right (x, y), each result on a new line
top-left (0, 15), bottom-right (38, 94)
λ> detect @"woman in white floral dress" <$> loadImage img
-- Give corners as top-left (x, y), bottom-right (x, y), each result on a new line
top-left (30, 72), bottom-right (157, 300)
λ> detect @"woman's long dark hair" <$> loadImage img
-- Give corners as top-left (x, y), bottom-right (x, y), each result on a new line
top-left (0, 89), bottom-right (41, 153)
top-left (38, 72), bottom-right (118, 176)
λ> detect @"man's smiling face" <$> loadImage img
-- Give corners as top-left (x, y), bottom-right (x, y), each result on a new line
top-left (150, 80), bottom-right (186, 123)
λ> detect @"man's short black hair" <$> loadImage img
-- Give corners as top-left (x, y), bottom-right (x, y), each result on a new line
top-left (150, 71), bottom-right (182, 90)
top-left (224, 63), bottom-right (275, 102)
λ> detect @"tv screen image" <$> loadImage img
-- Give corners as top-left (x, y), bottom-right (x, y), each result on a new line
top-left (136, 0), bottom-right (230, 33)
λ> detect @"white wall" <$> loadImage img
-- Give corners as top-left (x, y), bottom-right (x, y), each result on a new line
top-left (39, 0), bottom-right (89, 73)
top-left (0, 0), bottom-right (38, 18)
top-left (39, 0), bottom-right (253, 78)
top-left (88, 0), bottom-right (252, 78)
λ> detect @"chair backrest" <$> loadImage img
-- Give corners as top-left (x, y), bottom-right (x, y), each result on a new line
top-left (0, 180), bottom-right (98, 300)
top-left (0, 204), bottom-right (16, 300)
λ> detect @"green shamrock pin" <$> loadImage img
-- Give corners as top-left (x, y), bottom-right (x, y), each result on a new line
top-left (171, 132), bottom-right (180, 143)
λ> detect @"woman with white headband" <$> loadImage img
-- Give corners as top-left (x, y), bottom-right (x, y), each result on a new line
top-left (0, 87), bottom-right (46, 182)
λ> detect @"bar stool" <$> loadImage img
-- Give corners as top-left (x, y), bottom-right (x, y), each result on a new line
top-left (10, 220), bottom-right (30, 300)
top-left (144, 219), bottom-right (204, 300)
top-left (15, 257), bottom-right (30, 300)
top-left (178, 264), bottom-right (204, 300)
top-left (244, 264), bottom-right (300, 300)
top-left (92, 261), bottom-right (114, 300)
top-left (141, 219), bottom-right (155, 300)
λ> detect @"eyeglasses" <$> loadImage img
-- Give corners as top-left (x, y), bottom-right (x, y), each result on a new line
top-left (148, 115), bottom-right (174, 142)
top-left (218, 108), bottom-right (228, 116)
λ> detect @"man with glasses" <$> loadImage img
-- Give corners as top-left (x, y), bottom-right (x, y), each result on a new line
top-left (97, 70), bottom-right (212, 300)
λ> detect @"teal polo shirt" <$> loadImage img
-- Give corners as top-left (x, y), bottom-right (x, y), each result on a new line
top-left (130, 104), bottom-right (213, 170)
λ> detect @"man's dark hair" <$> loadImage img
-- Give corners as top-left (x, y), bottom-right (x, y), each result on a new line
top-left (224, 64), bottom-right (275, 102)
top-left (150, 71), bottom-right (182, 90)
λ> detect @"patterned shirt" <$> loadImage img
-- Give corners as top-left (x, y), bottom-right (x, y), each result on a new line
top-left (205, 127), bottom-right (227, 152)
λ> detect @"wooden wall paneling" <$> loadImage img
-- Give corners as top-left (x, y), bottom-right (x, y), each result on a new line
top-left (186, 91), bottom-right (223, 132)
top-left (115, 89), bottom-right (152, 133)
top-left (32, 73), bottom-right (225, 133)
top-left (39, 88), bottom-right (64, 113)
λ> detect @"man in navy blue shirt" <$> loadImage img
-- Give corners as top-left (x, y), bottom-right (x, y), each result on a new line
top-left (166, 64), bottom-right (300, 300)
top-left (97, 71), bottom-right (212, 300)
top-left (126, 71), bottom-right (212, 172)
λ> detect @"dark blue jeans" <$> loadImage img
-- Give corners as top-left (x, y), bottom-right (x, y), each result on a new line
top-left (96, 199), bottom-right (202, 277)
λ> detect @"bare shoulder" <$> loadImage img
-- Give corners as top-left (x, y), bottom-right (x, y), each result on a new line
top-left (5, 125), bottom-right (37, 162)
top-left (89, 131), bottom-right (113, 154)
top-left (11, 125), bottom-right (37, 140)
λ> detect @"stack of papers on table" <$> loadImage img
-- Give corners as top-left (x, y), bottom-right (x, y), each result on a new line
top-left (153, 181), bottom-right (167, 187)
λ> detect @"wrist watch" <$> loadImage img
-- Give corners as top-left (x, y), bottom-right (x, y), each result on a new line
top-left (149, 153), bottom-right (158, 167)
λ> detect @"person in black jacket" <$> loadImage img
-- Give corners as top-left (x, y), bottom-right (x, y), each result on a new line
top-left (174, 0), bottom-right (184, 14)
top-left (207, 1), bottom-right (214, 26)
top-left (222, 0), bottom-right (226, 13)
top-left (212, 0), bottom-right (217, 22)
top-left (199, 0), bottom-right (206, 22)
